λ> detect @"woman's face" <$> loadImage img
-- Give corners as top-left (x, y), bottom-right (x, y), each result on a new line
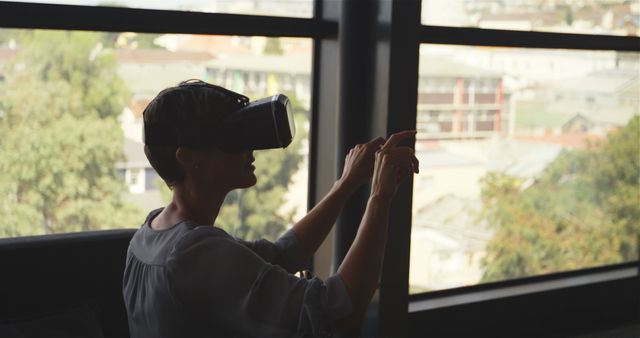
top-left (192, 147), bottom-right (257, 192)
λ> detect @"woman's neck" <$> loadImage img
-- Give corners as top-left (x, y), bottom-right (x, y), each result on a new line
top-left (152, 182), bottom-right (228, 230)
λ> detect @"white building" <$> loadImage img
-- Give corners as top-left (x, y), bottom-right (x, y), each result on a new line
top-left (116, 48), bottom-right (214, 209)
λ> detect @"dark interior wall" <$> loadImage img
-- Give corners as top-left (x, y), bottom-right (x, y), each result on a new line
top-left (0, 229), bottom-right (135, 338)
top-left (0, 229), bottom-right (636, 338)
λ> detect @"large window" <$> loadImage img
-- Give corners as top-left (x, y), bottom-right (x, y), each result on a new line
top-left (408, 0), bottom-right (640, 299)
top-left (0, 28), bottom-right (311, 241)
top-left (410, 44), bottom-right (639, 293)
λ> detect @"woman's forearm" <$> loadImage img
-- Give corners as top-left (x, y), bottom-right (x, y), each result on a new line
top-left (334, 130), bottom-right (418, 328)
top-left (336, 195), bottom-right (391, 327)
top-left (290, 179), bottom-right (356, 255)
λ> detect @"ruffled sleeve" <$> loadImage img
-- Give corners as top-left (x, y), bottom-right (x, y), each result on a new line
top-left (298, 276), bottom-right (354, 337)
top-left (235, 229), bottom-right (311, 273)
top-left (168, 228), bottom-right (353, 337)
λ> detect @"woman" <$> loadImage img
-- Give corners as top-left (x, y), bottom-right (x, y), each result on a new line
top-left (122, 80), bottom-right (419, 337)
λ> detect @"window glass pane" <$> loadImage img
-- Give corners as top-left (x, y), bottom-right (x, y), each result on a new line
top-left (0, 29), bottom-right (311, 241)
top-left (422, 0), bottom-right (639, 36)
top-left (3, 0), bottom-right (313, 18)
top-left (410, 44), bottom-right (639, 293)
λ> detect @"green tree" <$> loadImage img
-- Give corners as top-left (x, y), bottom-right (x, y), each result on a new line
top-left (564, 6), bottom-right (574, 26)
top-left (263, 37), bottom-right (284, 55)
top-left (480, 117), bottom-right (640, 282)
top-left (0, 30), bottom-right (144, 237)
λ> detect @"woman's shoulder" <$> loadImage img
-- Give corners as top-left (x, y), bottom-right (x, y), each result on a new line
top-left (173, 223), bottom-right (242, 254)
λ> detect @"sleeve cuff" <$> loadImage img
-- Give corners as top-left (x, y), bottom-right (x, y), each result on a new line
top-left (298, 275), bottom-right (354, 337)
top-left (274, 229), bottom-right (311, 272)
top-left (324, 274), bottom-right (354, 321)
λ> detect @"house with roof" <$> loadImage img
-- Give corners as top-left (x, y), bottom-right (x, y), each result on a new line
top-left (115, 48), bottom-right (215, 209)
top-left (116, 138), bottom-right (164, 211)
top-left (410, 195), bottom-right (491, 291)
top-left (411, 140), bottom-right (491, 291)
top-left (516, 68), bottom-right (639, 135)
top-left (116, 48), bottom-right (214, 102)
top-left (410, 132), bottom-right (575, 291)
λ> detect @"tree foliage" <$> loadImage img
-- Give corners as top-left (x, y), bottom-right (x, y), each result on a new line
top-left (480, 117), bottom-right (640, 282)
top-left (0, 30), bottom-right (144, 237)
top-left (263, 38), bottom-right (284, 55)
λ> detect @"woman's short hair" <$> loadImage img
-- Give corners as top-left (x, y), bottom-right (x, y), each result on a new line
top-left (142, 79), bottom-right (243, 187)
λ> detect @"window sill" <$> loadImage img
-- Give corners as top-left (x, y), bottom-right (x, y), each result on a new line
top-left (409, 264), bottom-right (639, 312)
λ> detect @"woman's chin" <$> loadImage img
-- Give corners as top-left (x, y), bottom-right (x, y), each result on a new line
top-left (239, 175), bottom-right (257, 188)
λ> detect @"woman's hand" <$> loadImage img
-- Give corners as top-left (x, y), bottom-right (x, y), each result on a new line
top-left (370, 130), bottom-right (419, 201)
top-left (339, 137), bottom-right (387, 191)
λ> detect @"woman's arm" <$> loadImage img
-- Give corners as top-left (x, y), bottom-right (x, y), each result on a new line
top-left (336, 130), bottom-right (419, 327)
top-left (290, 137), bottom-right (386, 256)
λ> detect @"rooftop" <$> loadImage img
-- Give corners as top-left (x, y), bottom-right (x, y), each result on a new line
top-left (549, 69), bottom-right (639, 95)
top-left (116, 49), bottom-right (213, 64)
top-left (419, 55), bottom-right (502, 78)
top-left (206, 53), bottom-right (311, 74)
top-left (122, 138), bottom-right (148, 164)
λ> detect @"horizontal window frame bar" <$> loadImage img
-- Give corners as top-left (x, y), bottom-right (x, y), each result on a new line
top-left (0, 1), bottom-right (338, 38)
top-left (409, 261), bottom-right (638, 302)
top-left (409, 263), bottom-right (639, 312)
top-left (421, 25), bottom-right (640, 51)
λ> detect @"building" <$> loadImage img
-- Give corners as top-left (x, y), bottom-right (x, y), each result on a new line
top-left (116, 138), bottom-right (164, 212)
top-left (205, 53), bottom-right (312, 110)
top-left (115, 48), bottom-right (215, 208)
top-left (416, 55), bottom-right (507, 140)
top-left (115, 45), bottom-right (313, 214)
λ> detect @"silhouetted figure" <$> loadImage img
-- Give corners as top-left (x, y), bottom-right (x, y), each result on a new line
top-left (122, 79), bottom-right (419, 337)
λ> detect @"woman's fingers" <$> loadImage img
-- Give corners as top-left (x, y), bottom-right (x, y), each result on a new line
top-left (367, 136), bottom-right (386, 149)
top-left (380, 130), bottom-right (416, 151)
top-left (382, 147), bottom-right (419, 172)
top-left (370, 131), bottom-right (419, 199)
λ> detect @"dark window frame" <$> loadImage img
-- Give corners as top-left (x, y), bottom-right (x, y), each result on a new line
top-left (0, 1), bottom-right (337, 37)
top-left (1, 0), bottom-right (639, 336)
top-left (0, 0), bottom-right (338, 215)
top-left (409, 9), bottom-right (640, 299)
top-left (396, 4), bottom-right (640, 337)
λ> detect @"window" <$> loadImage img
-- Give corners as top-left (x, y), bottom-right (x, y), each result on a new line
top-left (411, 4), bottom-right (640, 294)
top-left (0, 28), bottom-right (311, 241)
top-left (127, 168), bottom-right (142, 189)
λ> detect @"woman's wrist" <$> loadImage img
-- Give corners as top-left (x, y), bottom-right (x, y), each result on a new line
top-left (335, 176), bottom-right (361, 195)
top-left (367, 193), bottom-right (393, 208)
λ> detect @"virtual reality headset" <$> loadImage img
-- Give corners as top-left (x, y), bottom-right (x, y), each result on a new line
top-left (143, 90), bottom-right (295, 152)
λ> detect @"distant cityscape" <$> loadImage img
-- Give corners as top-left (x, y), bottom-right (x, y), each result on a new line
top-left (426, 0), bottom-right (639, 36)
top-left (410, 44), bottom-right (638, 291)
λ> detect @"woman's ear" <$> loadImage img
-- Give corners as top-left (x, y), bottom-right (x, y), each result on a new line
top-left (175, 147), bottom-right (198, 172)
